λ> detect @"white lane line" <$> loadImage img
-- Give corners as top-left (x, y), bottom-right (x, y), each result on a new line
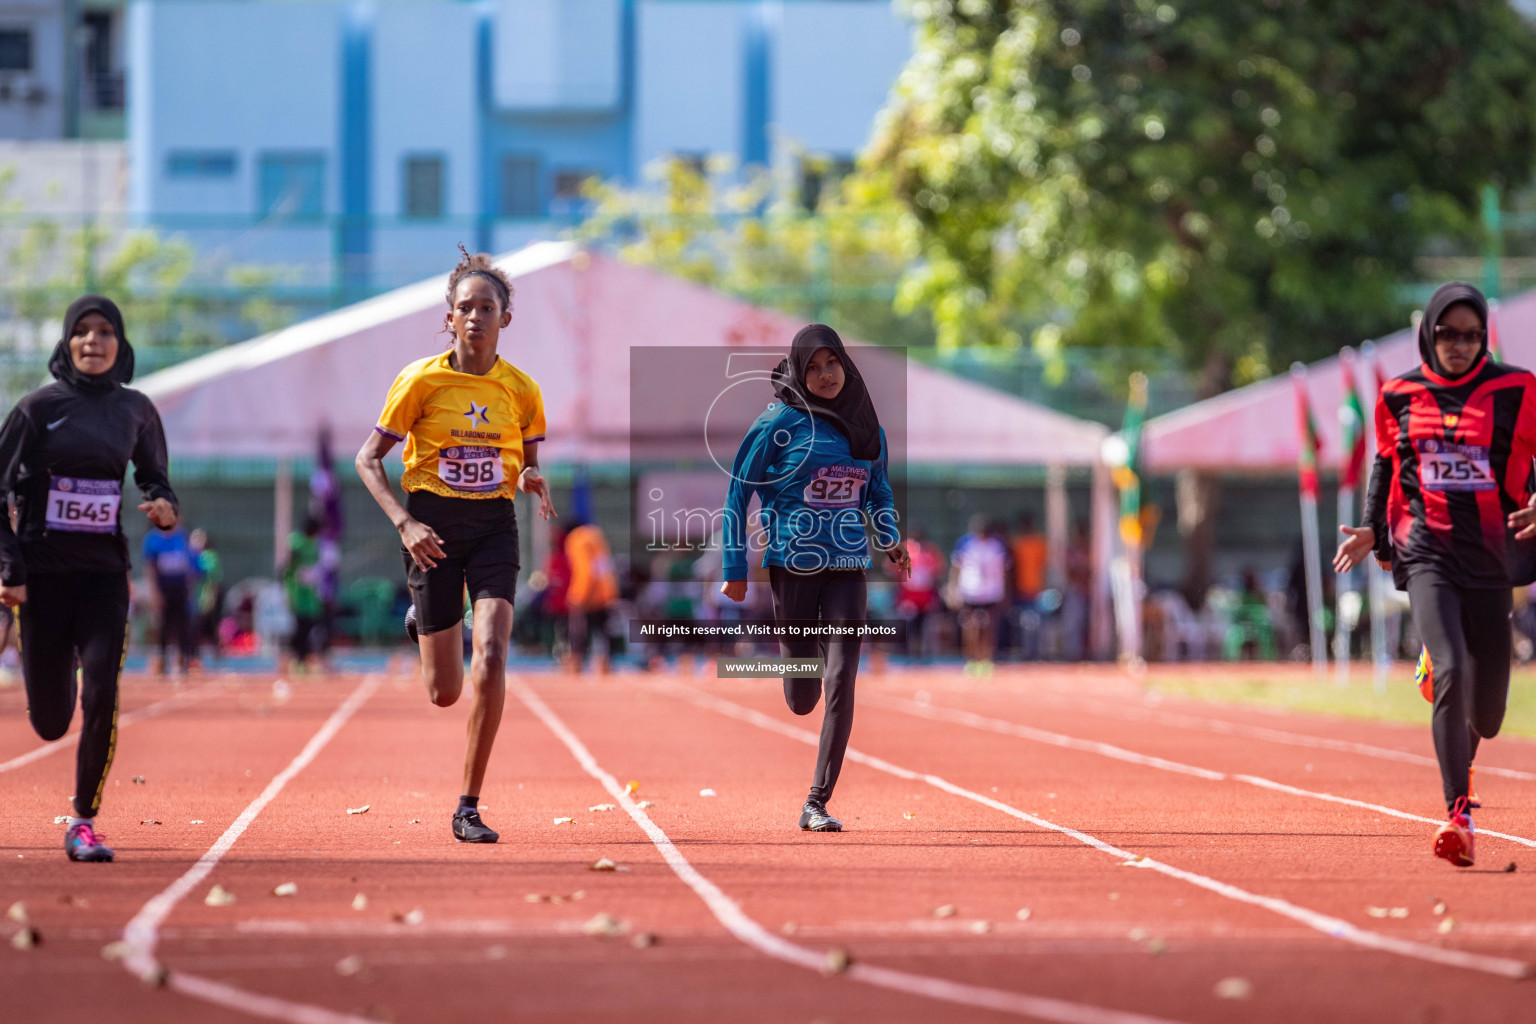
top-left (118, 674), bottom-right (381, 1024)
top-left (876, 695), bottom-right (1536, 852)
top-left (1025, 688), bottom-right (1536, 782)
top-left (513, 677), bottom-right (1195, 1024)
top-left (0, 680), bottom-right (223, 774)
top-left (662, 683), bottom-right (1533, 980)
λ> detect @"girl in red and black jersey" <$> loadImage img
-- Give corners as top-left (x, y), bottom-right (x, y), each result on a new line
top-left (0, 296), bottom-right (179, 863)
top-left (1336, 282), bottom-right (1536, 867)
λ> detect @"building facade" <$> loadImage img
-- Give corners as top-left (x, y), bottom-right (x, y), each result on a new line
top-left (127, 0), bottom-right (912, 297)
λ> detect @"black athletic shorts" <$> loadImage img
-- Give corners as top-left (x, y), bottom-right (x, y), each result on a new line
top-left (402, 490), bottom-right (520, 636)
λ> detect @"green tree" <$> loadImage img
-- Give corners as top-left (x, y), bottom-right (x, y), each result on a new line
top-left (580, 160), bottom-right (934, 350)
top-left (869, 0), bottom-right (1536, 386)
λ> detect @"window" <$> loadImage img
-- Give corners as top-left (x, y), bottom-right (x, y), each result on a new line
top-left (403, 155), bottom-right (445, 219)
top-left (258, 152), bottom-right (326, 220)
top-left (166, 151), bottom-right (237, 179)
top-left (500, 155), bottom-right (540, 217)
top-left (0, 28), bottom-right (31, 71)
top-left (552, 170), bottom-right (595, 201)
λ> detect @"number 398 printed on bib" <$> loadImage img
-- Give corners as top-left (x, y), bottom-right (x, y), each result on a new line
top-left (438, 445), bottom-right (505, 493)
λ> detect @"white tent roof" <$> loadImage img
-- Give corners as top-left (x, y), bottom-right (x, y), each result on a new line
top-left (1141, 288), bottom-right (1536, 473)
top-left (139, 242), bottom-right (1107, 467)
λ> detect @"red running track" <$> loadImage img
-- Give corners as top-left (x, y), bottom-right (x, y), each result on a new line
top-left (3, 665), bottom-right (1536, 1023)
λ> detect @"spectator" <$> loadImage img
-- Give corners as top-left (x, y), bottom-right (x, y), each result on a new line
top-left (1061, 519), bottom-right (1092, 661)
top-left (280, 516), bottom-right (324, 674)
top-left (893, 527), bottom-right (943, 662)
top-left (565, 519), bottom-right (618, 673)
top-left (1010, 512), bottom-right (1048, 659)
top-left (142, 516), bottom-right (196, 674)
top-left (190, 529), bottom-right (224, 663)
top-left (950, 515), bottom-right (1008, 674)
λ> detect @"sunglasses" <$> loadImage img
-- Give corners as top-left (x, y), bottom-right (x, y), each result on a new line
top-left (1433, 325), bottom-right (1486, 347)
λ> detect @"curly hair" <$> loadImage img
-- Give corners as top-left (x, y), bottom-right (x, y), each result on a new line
top-left (446, 243), bottom-right (514, 314)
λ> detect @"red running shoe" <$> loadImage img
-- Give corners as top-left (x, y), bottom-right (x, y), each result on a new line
top-left (1468, 765), bottom-right (1481, 809)
top-left (64, 822), bottom-right (114, 863)
top-left (1433, 797), bottom-right (1475, 868)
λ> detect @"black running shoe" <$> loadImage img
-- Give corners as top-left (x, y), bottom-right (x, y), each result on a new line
top-left (65, 822), bottom-right (115, 862)
top-left (405, 604), bottom-right (419, 645)
top-left (798, 801), bottom-right (842, 832)
top-left (452, 809), bottom-right (499, 843)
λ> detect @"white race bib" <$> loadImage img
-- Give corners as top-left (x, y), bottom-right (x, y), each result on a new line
top-left (802, 465), bottom-right (867, 509)
top-left (1417, 440), bottom-right (1495, 492)
top-left (438, 445), bottom-right (504, 493)
top-left (46, 476), bottom-right (121, 534)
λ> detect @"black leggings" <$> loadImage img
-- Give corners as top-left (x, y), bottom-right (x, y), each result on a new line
top-left (1406, 572), bottom-right (1512, 812)
top-left (19, 573), bottom-right (130, 818)
top-left (770, 567), bottom-right (866, 806)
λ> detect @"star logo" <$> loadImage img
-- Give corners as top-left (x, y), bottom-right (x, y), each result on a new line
top-left (463, 402), bottom-right (490, 428)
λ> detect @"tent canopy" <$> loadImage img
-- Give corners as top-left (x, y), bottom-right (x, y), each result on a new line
top-left (1141, 287), bottom-right (1536, 474)
top-left (138, 242), bottom-right (1107, 467)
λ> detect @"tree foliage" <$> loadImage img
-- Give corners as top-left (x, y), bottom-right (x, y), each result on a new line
top-left (868, 0), bottom-right (1536, 384)
top-left (579, 160), bottom-right (935, 350)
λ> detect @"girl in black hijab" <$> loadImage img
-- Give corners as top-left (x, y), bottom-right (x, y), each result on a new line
top-left (1337, 282), bottom-right (1536, 867)
top-left (0, 295), bottom-right (178, 863)
top-left (721, 324), bottom-right (910, 832)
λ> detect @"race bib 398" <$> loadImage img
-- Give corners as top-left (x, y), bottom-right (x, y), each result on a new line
top-left (439, 445), bottom-right (504, 493)
top-left (1417, 440), bottom-right (1495, 492)
top-left (46, 476), bottom-right (121, 533)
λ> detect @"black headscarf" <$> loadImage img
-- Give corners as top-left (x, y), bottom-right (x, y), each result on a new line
top-left (1418, 282), bottom-right (1488, 380)
top-left (48, 294), bottom-right (135, 393)
top-left (771, 324), bottom-right (882, 461)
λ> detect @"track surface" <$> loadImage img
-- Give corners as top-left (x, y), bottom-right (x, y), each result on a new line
top-left (3, 665), bottom-right (1536, 1022)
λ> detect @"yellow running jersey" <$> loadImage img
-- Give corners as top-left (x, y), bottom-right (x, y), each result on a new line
top-left (374, 351), bottom-right (546, 500)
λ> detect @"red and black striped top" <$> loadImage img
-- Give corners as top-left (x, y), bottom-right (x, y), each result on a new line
top-left (1366, 355), bottom-right (1536, 590)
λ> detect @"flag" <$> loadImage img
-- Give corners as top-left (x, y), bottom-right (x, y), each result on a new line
top-left (309, 427), bottom-right (345, 604)
top-left (1489, 300), bottom-right (1504, 363)
top-left (1292, 368), bottom-right (1322, 500)
top-left (1114, 373), bottom-right (1148, 546)
top-left (1339, 350), bottom-right (1366, 491)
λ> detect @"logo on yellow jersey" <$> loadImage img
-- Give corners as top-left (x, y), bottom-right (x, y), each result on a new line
top-left (463, 402), bottom-right (490, 428)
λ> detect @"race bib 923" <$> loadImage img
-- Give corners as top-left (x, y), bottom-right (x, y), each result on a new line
top-left (1417, 439), bottom-right (1495, 492)
top-left (438, 445), bottom-right (504, 493)
top-left (46, 476), bottom-right (121, 534)
top-left (802, 465), bottom-right (868, 509)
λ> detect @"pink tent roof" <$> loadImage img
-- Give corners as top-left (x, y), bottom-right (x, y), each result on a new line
top-left (1141, 288), bottom-right (1536, 473)
top-left (140, 242), bottom-right (1107, 467)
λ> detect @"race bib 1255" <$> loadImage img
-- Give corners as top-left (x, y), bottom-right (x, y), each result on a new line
top-left (1417, 439), bottom-right (1495, 492)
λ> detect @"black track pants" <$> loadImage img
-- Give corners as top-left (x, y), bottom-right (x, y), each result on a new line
top-left (769, 567), bottom-right (866, 806)
top-left (1406, 572), bottom-right (1512, 812)
top-left (157, 576), bottom-right (194, 668)
top-left (19, 572), bottom-right (129, 818)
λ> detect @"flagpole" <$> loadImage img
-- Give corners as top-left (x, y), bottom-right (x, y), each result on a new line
top-left (1106, 373), bottom-right (1148, 671)
top-left (1335, 348), bottom-right (1359, 687)
top-left (1292, 364), bottom-right (1328, 676)
top-left (1359, 340), bottom-right (1391, 692)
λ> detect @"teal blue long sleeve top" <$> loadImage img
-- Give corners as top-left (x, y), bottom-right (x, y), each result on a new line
top-left (722, 403), bottom-right (898, 580)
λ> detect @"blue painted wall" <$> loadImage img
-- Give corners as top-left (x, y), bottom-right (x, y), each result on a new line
top-left (129, 0), bottom-right (912, 293)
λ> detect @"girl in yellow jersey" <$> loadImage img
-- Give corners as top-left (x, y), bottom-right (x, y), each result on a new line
top-left (356, 246), bottom-right (556, 844)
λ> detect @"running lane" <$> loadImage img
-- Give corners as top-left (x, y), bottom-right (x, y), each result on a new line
top-left (630, 670), bottom-right (1536, 1023)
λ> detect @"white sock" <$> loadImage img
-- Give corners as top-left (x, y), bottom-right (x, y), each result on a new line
top-left (67, 816), bottom-right (92, 828)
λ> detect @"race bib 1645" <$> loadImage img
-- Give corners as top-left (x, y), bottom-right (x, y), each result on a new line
top-left (46, 476), bottom-right (121, 533)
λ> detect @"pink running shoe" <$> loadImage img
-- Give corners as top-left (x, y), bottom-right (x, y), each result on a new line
top-left (65, 822), bottom-right (115, 862)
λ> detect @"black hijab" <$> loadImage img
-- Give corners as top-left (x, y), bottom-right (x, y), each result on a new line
top-left (771, 324), bottom-right (882, 461)
top-left (48, 294), bottom-right (135, 394)
top-left (1418, 282), bottom-right (1488, 381)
